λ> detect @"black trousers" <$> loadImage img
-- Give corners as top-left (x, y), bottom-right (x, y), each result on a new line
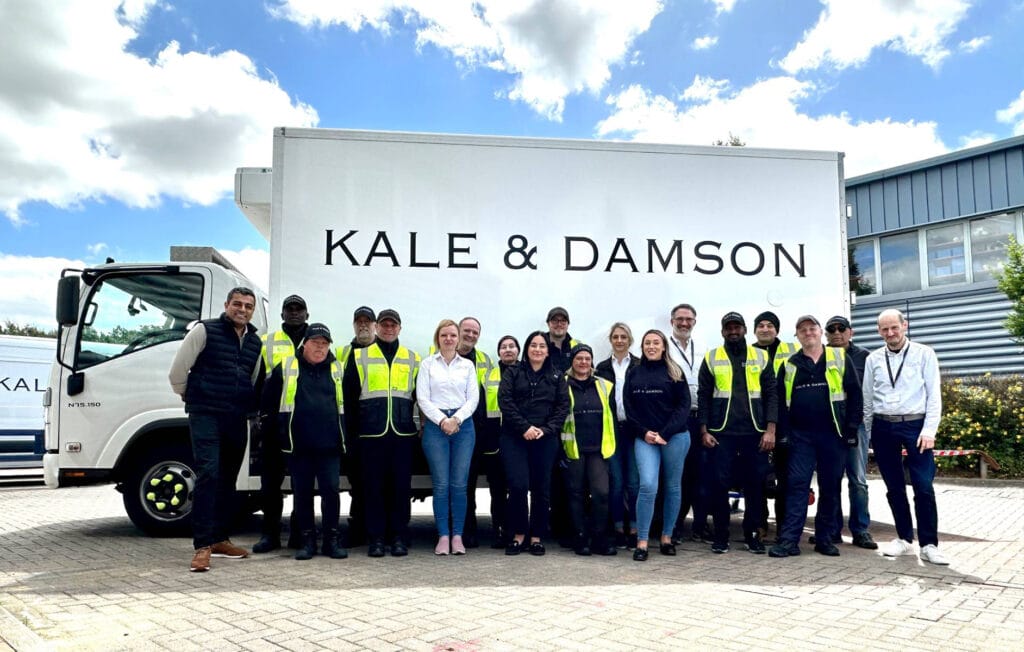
top-left (501, 432), bottom-right (559, 538)
top-left (708, 434), bottom-right (770, 545)
top-left (677, 412), bottom-right (708, 534)
top-left (287, 451), bottom-right (341, 533)
top-left (564, 451), bottom-right (610, 543)
top-left (359, 433), bottom-right (415, 542)
top-left (258, 422), bottom-right (286, 537)
top-left (466, 449), bottom-right (507, 537)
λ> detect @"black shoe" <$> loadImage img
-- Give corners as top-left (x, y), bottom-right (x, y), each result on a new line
top-left (659, 542), bottom-right (676, 556)
top-left (814, 542), bottom-right (840, 557)
top-left (490, 529), bottom-right (507, 550)
top-left (711, 541), bottom-right (730, 554)
top-left (808, 534), bottom-right (836, 545)
top-left (322, 529), bottom-right (349, 559)
top-left (769, 541), bottom-right (800, 558)
top-left (671, 530), bottom-right (683, 545)
top-left (627, 533), bottom-right (638, 550)
top-left (391, 539), bottom-right (408, 557)
top-left (574, 545), bottom-right (591, 556)
top-left (367, 539), bottom-right (386, 558)
top-left (505, 539), bottom-right (523, 556)
top-left (528, 541), bottom-right (546, 556)
top-left (286, 530), bottom-right (302, 549)
top-left (595, 542), bottom-right (618, 556)
top-left (633, 547), bottom-right (649, 561)
top-left (252, 534), bottom-right (281, 554)
top-left (699, 525), bottom-right (715, 543)
top-left (852, 532), bottom-right (878, 550)
top-left (463, 532), bottom-right (480, 549)
top-left (614, 531), bottom-right (628, 549)
top-left (745, 534), bottom-right (766, 555)
top-left (295, 531), bottom-right (317, 561)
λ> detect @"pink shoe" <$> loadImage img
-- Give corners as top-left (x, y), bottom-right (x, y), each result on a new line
top-left (434, 536), bottom-right (450, 555)
top-left (451, 535), bottom-right (466, 555)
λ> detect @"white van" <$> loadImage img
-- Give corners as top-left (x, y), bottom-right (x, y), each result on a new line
top-left (0, 335), bottom-right (54, 469)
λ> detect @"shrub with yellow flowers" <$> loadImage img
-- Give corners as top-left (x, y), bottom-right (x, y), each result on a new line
top-left (937, 374), bottom-right (1024, 477)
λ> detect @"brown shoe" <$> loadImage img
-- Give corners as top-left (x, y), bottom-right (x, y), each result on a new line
top-left (210, 540), bottom-right (249, 559)
top-left (190, 546), bottom-right (211, 572)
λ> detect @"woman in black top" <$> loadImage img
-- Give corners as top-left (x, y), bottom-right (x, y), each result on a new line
top-left (498, 331), bottom-right (570, 556)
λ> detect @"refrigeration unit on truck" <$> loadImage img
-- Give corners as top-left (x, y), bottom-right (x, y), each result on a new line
top-left (46, 128), bottom-right (849, 536)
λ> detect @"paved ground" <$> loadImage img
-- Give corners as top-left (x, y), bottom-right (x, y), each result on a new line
top-left (1, 477), bottom-right (1022, 651)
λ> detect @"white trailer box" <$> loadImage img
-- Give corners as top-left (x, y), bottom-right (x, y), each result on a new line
top-left (0, 335), bottom-right (53, 469)
top-left (243, 128), bottom-right (848, 353)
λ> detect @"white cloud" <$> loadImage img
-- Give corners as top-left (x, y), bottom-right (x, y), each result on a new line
top-left (957, 35), bottom-right (990, 53)
top-left (779, 0), bottom-right (973, 74)
top-left (0, 253), bottom-right (86, 329)
top-left (958, 132), bottom-right (996, 149)
top-left (221, 247), bottom-right (270, 295)
top-left (0, 0), bottom-right (318, 224)
top-left (709, 0), bottom-right (738, 15)
top-left (271, 0), bottom-right (664, 120)
top-left (86, 243), bottom-right (109, 256)
top-left (996, 89), bottom-right (1024, 135)
top-left (596, 77), bottom-right (948, 176)
top-left (692, 35), bottom-right (718, 50)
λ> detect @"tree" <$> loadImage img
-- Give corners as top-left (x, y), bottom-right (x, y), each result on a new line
top-left (996, 236), bottom-right (1024, 344)
top-left (712, 132), bottom-right (745, 147)
top-left (0, 321), bottom-right (57, 338)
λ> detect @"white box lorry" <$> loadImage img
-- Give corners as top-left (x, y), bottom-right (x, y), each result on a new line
top-left (45, 128), bottom-right (848, 536)
top-left (0, 335), bottom-right (54, 470)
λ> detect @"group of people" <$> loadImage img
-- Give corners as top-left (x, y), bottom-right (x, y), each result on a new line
top-left (169, 289), bottom-right (949, 572)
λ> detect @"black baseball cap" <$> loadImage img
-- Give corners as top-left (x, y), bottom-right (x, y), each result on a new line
top-left (721, 311), bottom-right (745, 327)
top-left (825, 315), bottom-right (851, 329)
top-left (282, 294), bottom-right (306, 309)
top-left (795, 314), bottom-right (821, 329)
top-left (304, 322), bottom-right (332, 343)
top-left (547, 306), bottom-right (569, 322)
top-left (353, 306), bottom-right (376, 322)
top-left (377, 308), bottom-right (401, 325)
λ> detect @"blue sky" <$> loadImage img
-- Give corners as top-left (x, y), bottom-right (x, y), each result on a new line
top-left (2, 0), bottom-right (1023, 327)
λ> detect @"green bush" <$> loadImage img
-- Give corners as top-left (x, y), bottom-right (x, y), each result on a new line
top-left (938, 374), bottom-right (1024, 477)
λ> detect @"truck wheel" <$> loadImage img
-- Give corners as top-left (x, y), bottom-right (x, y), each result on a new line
top-left (123, 444), bottom-right (196, 537)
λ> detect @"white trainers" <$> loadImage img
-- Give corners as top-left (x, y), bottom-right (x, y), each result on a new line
top-left (881, 538), bottom-right (916, 557)
top-left (920, 544), bottom-right (950, 565)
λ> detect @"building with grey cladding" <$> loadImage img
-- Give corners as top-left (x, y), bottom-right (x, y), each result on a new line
top-left (846, 135), bottom-right (1024, 376)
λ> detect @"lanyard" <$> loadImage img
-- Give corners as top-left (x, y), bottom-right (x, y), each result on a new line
top-left (671, 337), bottom-right (694, 374)
top-left (885, 344), bottom-right (909, 389)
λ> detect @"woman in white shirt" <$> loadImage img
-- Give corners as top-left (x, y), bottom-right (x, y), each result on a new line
top-left (417, 319), bottom-right (479, 555)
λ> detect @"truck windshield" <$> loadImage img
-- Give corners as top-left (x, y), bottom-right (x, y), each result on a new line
top-left (76, 272), bottom-right (204, 369)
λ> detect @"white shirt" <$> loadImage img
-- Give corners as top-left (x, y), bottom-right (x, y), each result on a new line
top-left (862, 339), bottom-right (942, 441)
top-left (609, 354), bottom-right (632, 421)
top-left (668, 334), bottom-right (704, 410)
top-left (416, 351), bottom-right (479, 426)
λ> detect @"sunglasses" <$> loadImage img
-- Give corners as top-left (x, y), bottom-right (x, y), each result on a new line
top-left (825, 325), bottom-right (848, 333)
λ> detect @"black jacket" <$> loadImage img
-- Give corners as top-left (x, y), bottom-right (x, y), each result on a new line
top-left (184, 313), bottom-right (263, 415)
top-left (623, 357), bottom-right (691, 440)
top-left (775, 347), bottom-right (863, 442)
top-left (595, 354), bottom-right (640, 385)
top-left (498, 359), bottom-right (570, 439)
top-left (697, 340), bottom-right (778, 436)
top-left (262, 349), bottom-right (344, 453)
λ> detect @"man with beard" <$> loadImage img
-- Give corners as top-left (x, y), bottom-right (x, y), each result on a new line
top-left (698, 312), bottom-right (778, 554)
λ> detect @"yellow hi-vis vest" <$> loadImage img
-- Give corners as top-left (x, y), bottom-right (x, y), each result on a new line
top-left (353, 343), bottom-right (421, 437)
top-left (262, 330), bottom-right (296, 371)
top-left (561, 376), bottom-right (616, 460)
top-left (277, 355), bottom-right (344, 453)
top-left (335, 344), bottom-right (353, 370)
top-left (705, 346), bottom-right (769, 433)
top-left (772, 341), bottom-right (800, 372)
top-left (783, 347), bottom-right (847, 437)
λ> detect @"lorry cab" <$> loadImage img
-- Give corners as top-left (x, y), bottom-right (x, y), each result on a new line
top-left (43, 247), bottom-right (269, 535)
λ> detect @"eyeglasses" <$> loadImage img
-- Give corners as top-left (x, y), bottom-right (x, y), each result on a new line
top-left (825, 325), bottom-right (848, 333)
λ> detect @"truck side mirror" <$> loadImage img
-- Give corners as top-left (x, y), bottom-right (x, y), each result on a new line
top-left (56, 276), bottom-right (80, 326)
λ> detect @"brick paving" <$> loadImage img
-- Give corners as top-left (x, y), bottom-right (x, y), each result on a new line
top-left (1, 477), bottom-right (1021, 651)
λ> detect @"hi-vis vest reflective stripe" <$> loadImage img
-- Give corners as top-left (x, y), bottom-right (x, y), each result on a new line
top-left (706, 346), bottom-right (769, 433)
top-left (354, 343), bottom-right (420, 437)
top-left (277, 356), bottom-right (344, 453)
top-left (784, 347), bottom-right (847, 437)
top-left (335, 344), bottom-right (353, 370)
top-left (773, 341), bottom-right (800, 372)
top-left (561, 376), bottom-right (616, 460)
top-left (262, 330), bottom-right (295, 371)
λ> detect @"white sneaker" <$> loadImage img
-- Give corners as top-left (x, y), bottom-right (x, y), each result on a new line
top-left (882, 538), bottom-right (915, 557)
top-left (920, 544), bottom-right (949, 565)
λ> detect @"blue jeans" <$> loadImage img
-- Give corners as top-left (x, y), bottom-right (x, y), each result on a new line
top-left (779, 428), bottom-right (844, 544)
top-left (835, 423), bottom-right (871, 535)
top-left (188, 412), bottom-right (248, 549)
top-left (634, 432), bottom-right (690, 541)
top-left (422, 412), bottom-right (476, 537)
top-left (608, 420), bottom-right (639, 531)
top-left (871, 417), bottom-right (938, 546)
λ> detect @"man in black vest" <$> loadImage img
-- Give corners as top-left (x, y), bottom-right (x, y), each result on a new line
top-left (169, 287), bottom-right (265, 572)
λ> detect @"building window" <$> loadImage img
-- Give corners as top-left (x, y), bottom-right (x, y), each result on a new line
top-left (926, 223), bottom-right (966, 287)
top-left (971, 213), bottom-right (1015, 282)
top-left (849, 240), bottom-right (877, 295)
top-left (879, 232), bottom-right (921, 293)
